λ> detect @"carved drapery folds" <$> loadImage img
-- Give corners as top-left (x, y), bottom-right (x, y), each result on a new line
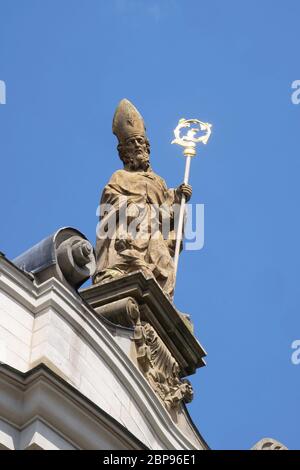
top-left (129, 305), bottom-right (193, 410)
top-left (93, 294), bottom-right (194, 411)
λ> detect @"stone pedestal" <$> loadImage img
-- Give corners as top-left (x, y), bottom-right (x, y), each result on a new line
top-left (80, 272), bottom-right (206, 377)
top-left (80, 271), bottom-right (206, 432)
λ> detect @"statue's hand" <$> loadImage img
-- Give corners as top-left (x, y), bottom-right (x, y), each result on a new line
top-left (175, 183), bottom-right (192, 202)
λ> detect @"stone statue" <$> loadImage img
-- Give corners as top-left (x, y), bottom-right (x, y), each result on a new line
top-left (93, 99), bottom-right (192, 299)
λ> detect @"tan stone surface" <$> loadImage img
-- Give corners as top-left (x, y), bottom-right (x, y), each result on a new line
top-left (94, 99), bottom-right (192, 299)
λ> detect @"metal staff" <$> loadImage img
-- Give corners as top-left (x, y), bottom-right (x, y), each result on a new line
top-left (171, 118), bottom-right (212, 283)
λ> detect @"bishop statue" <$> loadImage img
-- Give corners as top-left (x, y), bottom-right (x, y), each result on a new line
top-left (93, 99), bottom-right (192, 299)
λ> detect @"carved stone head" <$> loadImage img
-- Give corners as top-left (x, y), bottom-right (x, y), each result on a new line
top-left (112, 99), bottom-right (151, 171)
top-left (117, 135), bottom-right (150, 171)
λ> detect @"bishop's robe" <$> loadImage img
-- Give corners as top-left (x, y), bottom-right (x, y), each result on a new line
top-left (94, 168), bottom-right (180, 298)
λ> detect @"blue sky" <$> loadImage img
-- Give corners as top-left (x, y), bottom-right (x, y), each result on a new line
top-left (1, 0), bottom-right (300, 450)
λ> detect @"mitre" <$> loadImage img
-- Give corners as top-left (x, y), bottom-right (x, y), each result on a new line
top-left (112, 99), bottom-right (147, 143)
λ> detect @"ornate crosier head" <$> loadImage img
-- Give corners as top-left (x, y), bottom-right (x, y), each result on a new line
top-left (172, 118), bottom-right (212, 157)
top-left (113, 99), bottom-right (151, 171)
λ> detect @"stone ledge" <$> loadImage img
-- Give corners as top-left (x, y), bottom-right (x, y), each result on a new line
top-left (0, 363), bottom-right (147, 450)
top-left (80, 272), bottom-right (206, 376)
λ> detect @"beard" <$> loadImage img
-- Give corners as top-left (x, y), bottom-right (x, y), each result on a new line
top-left (128, 151), bottom-right (150, 171)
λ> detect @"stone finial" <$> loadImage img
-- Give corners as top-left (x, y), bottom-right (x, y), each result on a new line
top-left (252, 438), bottom-right (288, 450)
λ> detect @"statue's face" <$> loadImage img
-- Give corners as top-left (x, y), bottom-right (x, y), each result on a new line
top-left (126, 136), bottom-right (147, 154)
top-left (123, 135), bottom-right (150, 171)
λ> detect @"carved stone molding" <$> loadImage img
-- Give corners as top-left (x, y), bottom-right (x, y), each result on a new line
top-left (80, 273), bottom-right (207, 377)
top-left (93, 294), bottom-right (194, 411)
top-left (94, 297), bottom-right (140, 328)
top-left (133, 320), bottom-right (193, 410)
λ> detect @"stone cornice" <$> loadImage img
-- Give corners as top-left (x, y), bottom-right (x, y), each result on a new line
top-left (0, 363), bottom-right (147, 450)
top-left (0, 256), bottom-right (208, 450)
top-left (80, 272), bottom-right (206, 376)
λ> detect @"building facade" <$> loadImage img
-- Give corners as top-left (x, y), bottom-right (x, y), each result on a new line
top-left (0, 228), bottom-right (208, 450)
